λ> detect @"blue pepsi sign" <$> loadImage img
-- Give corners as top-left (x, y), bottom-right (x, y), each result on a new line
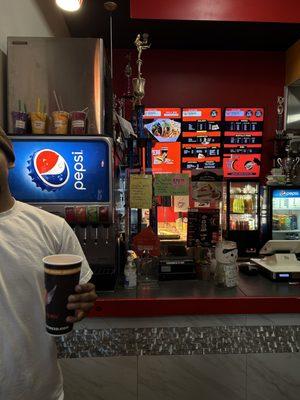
top-left (9, 138), bottom-right (111, 203)
top-left (273, 189), bottom-right (300, 198)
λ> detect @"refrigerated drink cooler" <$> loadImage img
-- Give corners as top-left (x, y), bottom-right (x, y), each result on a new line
top-left (269, 187), bottom-right (300, 240)
top-left (225, 181), bottom-right (261, 257)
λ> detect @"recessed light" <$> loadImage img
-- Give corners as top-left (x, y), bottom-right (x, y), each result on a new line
top-left (55, 0), bottom-right (83, 12)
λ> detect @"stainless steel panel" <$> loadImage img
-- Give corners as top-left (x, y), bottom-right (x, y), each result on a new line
top-left (285, 84), bottom-right (300, 131)
top-left (7, 37), bottom-right (107, 134)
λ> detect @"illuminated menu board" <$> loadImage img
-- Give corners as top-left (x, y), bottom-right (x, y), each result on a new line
top-left (151, 142), bottom-right (181, 174)
top-left (181, 108), bottom-right (222, 170)
top-left (143, 108), bottom-right (182, 142)
top-left (223, 108), bottom-right (264, 178)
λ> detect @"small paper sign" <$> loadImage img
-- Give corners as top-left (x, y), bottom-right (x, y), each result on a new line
top-left (116, 113), bottom-right (137, 138)
top-left (174, 196), bottom-right (190, 212)
top-left (154, 174), bottom-right (189, 196)
top-left (130, 174), bottom-right (153, 209)
top-left (187, 209), bottom-right (220, 247)
top-left (132, 226), bottom-right (161, 257)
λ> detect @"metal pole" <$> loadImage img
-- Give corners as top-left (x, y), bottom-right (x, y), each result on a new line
top-left (110, 14), bottom-right (113, 79)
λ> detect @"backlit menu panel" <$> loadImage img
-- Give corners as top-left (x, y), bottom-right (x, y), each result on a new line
top-left (223, 108), bottom-right (264, 178)
top-left (181, 108), bottom-right (222, 170)
top-left (151, 142), bottom-right (181, 174)
top-left (143, 108), bottom-right (182, 142)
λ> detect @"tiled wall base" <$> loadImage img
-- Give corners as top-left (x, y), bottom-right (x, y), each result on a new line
top-left (57, 325), bottom-right (300, 358)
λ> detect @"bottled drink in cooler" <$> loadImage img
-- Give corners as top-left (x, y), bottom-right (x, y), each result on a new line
top-left (279, 215), bottom-right (286, 230)
top-left (285, 216), bottom-right (291, 230)
top-left (290, 214), bottom-right (298, 230)
top-left (244, 197), bottom-right (253, 213)
top-left (272, 216), bottom-right (280, 231)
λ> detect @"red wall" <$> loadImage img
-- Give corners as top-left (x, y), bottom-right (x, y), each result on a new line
top-left (114, 49), bottom-right (286, 179)
top-left (131, 0), bottom-right (300, 23)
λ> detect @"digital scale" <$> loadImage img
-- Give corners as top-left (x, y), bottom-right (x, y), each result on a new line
top-left (251, 240), bottom-right (300, 281)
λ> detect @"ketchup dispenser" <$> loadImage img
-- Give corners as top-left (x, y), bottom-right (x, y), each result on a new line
top-left (99, 206), bottom-right (111, 245)
top-left (75, 206), bottom-right (88, 246)
top-left (65, 206), bottom-right (76, 232)
top-left (87, 206), bottom-right (99, 245)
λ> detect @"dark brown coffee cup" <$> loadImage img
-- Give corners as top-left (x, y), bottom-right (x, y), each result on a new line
top-left (43, 254), bottom-right (83, 336)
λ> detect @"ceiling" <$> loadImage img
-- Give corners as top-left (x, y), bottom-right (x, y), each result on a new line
top-left (62, 0), bottom-right (300, 51)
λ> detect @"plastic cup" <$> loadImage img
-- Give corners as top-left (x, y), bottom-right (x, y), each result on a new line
top-left (12, 111), bottom-right (28, 134)
top-left (70, 111), bottom-right (87, 135)
top-left (30, 112), bottom-right (47, 134)
top-left (52, 111), bottom-right (69, 135)
top-left (43, 254), bottom-right (83, 336)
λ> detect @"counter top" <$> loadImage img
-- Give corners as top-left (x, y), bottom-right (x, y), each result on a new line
top-left (90, 272), bottom-right (300, 318)
top-left (99, 273), bottom-right (300, 299)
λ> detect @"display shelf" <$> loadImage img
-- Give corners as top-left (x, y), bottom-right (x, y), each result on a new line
top-left (231, 193), bottom-right (258, 196)
top-left (272, 229), bottom-right (300, 233)
top-left (273, 208), bottom-right (300, 211)
top-left (230, 212), bottom-right (257, 215)
top-left (230, 228), bottom-right (258, 231)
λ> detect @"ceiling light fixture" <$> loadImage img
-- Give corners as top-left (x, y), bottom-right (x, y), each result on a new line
top-left (55, 0), bottom-right (83, 12)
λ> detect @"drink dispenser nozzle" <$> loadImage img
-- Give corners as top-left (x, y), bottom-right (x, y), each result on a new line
top-left (75, 206), bottom-right (88, 246)
top-left (87, 206), bottom-right (99, 245)
top-left (99, 206), bottom-right (111, 245)
top-left (65, 206), bottom-right (76, 232)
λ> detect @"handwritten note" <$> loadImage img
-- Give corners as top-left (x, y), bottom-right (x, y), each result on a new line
top-left (130, 174), bottom-right (153, 209)
top-left (174, 195), bottom-right (190, 212)
top-left (154, 174), bottom-right (189, 196)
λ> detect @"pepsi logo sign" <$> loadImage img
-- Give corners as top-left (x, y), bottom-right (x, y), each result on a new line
top-left (279, 190), bottom-right (299, 197)
top-left (28, 149), bottom-right (70, 191)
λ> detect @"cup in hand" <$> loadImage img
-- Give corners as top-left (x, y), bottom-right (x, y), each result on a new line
top-left (43, 254), bottom-right (82, 336)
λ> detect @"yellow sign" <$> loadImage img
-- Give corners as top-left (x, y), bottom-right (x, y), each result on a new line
top-left (130, 174), bottom-right (153, 209)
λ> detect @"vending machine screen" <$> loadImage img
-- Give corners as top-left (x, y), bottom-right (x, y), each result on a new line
top-left (9, 137), bottom-right (111, 203)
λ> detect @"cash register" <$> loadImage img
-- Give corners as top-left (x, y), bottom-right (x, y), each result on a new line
top-left (251, 240), bottom-right (300, 281)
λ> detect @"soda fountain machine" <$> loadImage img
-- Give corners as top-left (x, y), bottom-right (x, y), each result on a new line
top-left (7, 37), bottom-right (118, 290)
top-left (8, 136), bottom-right (117, 291)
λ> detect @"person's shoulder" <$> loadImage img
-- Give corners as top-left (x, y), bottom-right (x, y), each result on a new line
top-left (16, 201), bottom-right (65, 227)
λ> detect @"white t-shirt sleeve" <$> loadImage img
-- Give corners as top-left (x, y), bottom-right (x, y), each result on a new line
top-left (59, 220), bottom-right (93, 284)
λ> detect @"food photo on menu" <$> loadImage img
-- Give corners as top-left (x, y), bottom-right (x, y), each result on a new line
top-left (145, 118), bottom-right (181, 142)
top-left (151, 142), bottom-right (181, 173)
